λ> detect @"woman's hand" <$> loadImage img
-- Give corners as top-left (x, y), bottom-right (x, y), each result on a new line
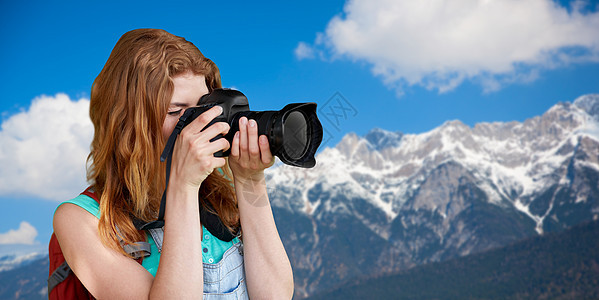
top-left (228, 117), bottom-right (275, 181)
top-left (170, 106), bottom-right (231, 189)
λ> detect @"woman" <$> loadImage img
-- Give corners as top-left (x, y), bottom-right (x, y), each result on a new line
top-left (53, 28), bottom-right (294, 298)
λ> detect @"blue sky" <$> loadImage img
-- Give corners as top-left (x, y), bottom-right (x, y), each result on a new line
top-left (0, 0), bottom-right (598, 250)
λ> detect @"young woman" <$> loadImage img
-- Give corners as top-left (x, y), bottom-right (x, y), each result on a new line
top-left (52, 28), bottom-right (294, 299)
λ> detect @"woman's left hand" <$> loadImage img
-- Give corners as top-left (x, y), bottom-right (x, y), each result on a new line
top-left (228, 117), bottom-right (275, 181)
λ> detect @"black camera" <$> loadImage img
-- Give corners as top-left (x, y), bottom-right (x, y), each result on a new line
top-left (161, 88), bottom-right (323, 168)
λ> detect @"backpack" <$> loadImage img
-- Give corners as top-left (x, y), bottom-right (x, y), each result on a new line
top-left (47, 188), bottom-right (150, 299)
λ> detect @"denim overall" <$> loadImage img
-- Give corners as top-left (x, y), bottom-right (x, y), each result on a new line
top-left (149, 227), bottom-right (249, 299)
top-left (202, 241), bottom-right (248, 299)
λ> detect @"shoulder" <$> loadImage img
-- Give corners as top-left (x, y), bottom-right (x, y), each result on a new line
top-left (52, 196), bottom-right (103, 290)
top-left (53, 196), bottom-right (154, 298)
top-left (53, 194), bottom-right (100, 240)
top-left (53, 198), bottom-right (101, 253)
top-left (53, 194), bottom-right (102, 260)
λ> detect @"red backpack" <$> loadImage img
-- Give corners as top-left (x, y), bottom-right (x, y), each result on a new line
top-left (47, 189), bottom-right (148, 299)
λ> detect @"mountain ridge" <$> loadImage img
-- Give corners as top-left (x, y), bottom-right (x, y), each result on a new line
top-left (307, 219), bottom-right (599, 300)
top-left (266, 93), bottom-right (599, 297)
top-left (269, 94), bottom-right (599, 227)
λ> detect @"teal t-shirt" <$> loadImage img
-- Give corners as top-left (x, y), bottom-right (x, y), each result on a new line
top-left (58, 194), bottom-right (240, 276)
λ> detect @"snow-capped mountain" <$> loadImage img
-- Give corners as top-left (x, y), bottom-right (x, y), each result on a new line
top-left (0, 252), bottom-right (46, 272)
top-left (0, 245), bottom-right (46, 272)
top-left (0, 245), bottom-right (48, 299)
top-left (265, 94), bottom-right (599, 297)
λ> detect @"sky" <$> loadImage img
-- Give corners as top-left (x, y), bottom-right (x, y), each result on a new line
top-left (0, 0), bottom-right (598, 252)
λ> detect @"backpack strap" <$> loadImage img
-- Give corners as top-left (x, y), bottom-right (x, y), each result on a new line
top-left (47, 261), bottom-right (71, 295)
top-left (147, 227), bottom-right (164, 253)
top-left (115, 225), bottom-right (152, 259)
top-left (120, 238), bottom-right (152, 259)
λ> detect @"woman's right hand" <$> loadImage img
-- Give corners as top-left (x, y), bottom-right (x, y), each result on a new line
top-left (169, 105), bottom-right (230, 189)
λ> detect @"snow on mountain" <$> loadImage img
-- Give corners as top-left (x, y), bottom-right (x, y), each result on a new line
top-left (267, 94), bottom-right (599, 234)
top-left (0, 252), bottom-right (46, 272)
top-left (0, 244), bottom-right (47, 273)
top-left (574, 94), bottom-right (599, 119)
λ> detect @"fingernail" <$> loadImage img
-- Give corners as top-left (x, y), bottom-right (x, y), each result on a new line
top-left (217, 106), bottom-right (223, 114)
top-left (241, 117), bottom-right (247, 125)
top-left (260, 135), bottom-right (267, 144)
top-left (249, 119), bottom-right (256, 127)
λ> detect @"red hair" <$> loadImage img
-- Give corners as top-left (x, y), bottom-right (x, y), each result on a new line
top-left (87, 28), bottom-right (238, 255)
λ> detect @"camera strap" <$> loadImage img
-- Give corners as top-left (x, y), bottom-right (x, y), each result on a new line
top-left (136, 111), bottom-right (192, 230)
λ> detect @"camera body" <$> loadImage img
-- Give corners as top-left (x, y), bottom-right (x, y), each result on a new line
top-left (169, 88), bottom-right (322, 168)
top-left (178, 89), bottom-right (250, 157)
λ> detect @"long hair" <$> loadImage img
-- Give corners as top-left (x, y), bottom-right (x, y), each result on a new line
top-left (87, 28), bottom-right (238, 256)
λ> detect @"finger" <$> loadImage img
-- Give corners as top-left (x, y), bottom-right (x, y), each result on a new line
top-left (212, 157), bottom-right (226, 169)
top-left (183, 105), bottom-right (223, 134)
top-left (259, 135), bottom-right (273, 165)
top-left (230, 131), bottom-right (240, 157)
top-left (201, 136), bottom-right (230, 155)
top-left (239, 117), bottom-right (249, 160)
top-left (247, 119), bottom-right (260, 157)
top-left (198, 121), bottom-right (230, 143)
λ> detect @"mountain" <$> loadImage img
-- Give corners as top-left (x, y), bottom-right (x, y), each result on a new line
top-left (0, 255), bottom-right (47, 299)
top-left (307, 219), bottom-right (599, 300)
top-left (0, 244), bottom-right (48, 299)
top-left (0, 245), bottom-right (47, 273)
top-left (265, 94), bottom-right (599, 297)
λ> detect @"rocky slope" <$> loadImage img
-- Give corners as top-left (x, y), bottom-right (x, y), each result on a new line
top-left (265, 94), bottom-right (599, 297)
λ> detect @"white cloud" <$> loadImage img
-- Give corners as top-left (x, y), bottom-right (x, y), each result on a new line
top-left (300, 0), bottom-right (599, 94)
top-left (295, 42), bottom-right (316, 60)
top-left (0, 94), bottom-right (92, 201)
top-left (0, 221), bottom-right (38, 245)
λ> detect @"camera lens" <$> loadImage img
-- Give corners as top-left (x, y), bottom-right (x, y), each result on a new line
top-left (283, 111), bottom-right (308, 160)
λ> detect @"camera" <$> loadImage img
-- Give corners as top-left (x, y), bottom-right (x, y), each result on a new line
top-left (162, 88), bottom-right (323, 168)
